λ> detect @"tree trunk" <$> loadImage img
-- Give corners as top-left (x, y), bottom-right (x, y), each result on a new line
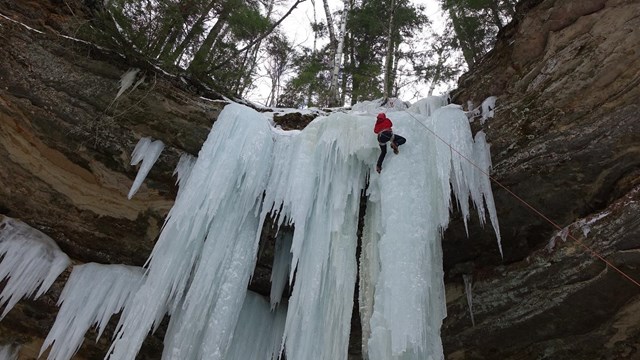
top-left (322, 0), bottom-right (338, 106)
top-left (383, 0), bottom-right (396, 98)
top-left (236, 0), bottom-right (276, 96)
top-left (428, 46), bottom-right (446, 96)
top-left (208, 0), bottom-right (306, 71)
top-left (328, 0), bottom-right (349, 106)
top-left (165, 0), bottom-right (218, 66)
top-left (340, 32), bottom-right (350, 105)
top-left (391, 40), bottom-right (400, 97)
top-left (188, 12), bottom-right (229, 74)
top-left (148, 18), bottom-right (179, 58)
top-left (448, 7), bottom-right (476, 69)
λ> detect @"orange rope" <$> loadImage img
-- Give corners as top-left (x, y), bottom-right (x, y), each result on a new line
top-left (403, 110), bottom-right (640, 288)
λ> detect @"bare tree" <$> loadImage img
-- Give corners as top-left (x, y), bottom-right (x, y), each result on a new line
top-left (328, 0), bottom-right (349, 106)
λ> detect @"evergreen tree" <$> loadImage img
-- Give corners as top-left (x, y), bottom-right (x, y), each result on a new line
top-left (278, 47), bottom-right (330, 108)
top-left (264, 33), bottom-right (294, 106)
top-left (410, 30), bottom-right (464, 96)
top-left (440, 0), bottom-right (516, 69)
top-left (347, 0), bottom-right (426, 103)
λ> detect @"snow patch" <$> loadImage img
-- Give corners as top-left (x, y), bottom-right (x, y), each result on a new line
top-left (407, 95), bottom-right (448, 116)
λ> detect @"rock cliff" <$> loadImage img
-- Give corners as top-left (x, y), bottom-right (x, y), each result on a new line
top-left (0, 0), bottom-right (638, 359)
top-left (442, 0), bottom-right (640, 358)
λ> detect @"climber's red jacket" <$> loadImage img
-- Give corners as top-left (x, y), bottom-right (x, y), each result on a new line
top-left (374, 113), bottom-right (393, 134)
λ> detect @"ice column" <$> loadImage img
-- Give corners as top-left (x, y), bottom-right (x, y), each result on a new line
top-left (0, 215), bottom-right (70, 318)
top-left (262, 113), bottom-right (374, 360)
top-left (480, 96), bottom-right (497, 124)
top-left (107, 103), bottom-right (274, 360)
top-left (362, 105), bottom-right (501, 360)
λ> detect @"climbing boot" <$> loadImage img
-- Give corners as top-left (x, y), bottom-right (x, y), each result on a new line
top-left (391, 142), bottom-right (399, 154)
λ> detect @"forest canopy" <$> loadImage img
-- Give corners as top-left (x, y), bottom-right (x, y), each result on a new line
top-left (86, 0), bottom-right (517, 106)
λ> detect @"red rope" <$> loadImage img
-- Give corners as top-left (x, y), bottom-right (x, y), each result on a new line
top-left (404, 110), bottom-right (640, 288)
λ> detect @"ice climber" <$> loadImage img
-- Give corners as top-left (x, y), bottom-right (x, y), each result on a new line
top-left (374, 112), bottom-right (406, 173)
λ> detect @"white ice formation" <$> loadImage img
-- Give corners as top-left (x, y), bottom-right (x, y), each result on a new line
top-left (351, 97), bottom-right (409, 113)
top-left (270, 231), bottom-right (293, 309)
top-left (40, 263), bottom-right (144, 360)
top-left (480, 96), bottom-right (497, 124)
top-left (173, 153), bottom-right (196, 188)
top-left (463, 274), bottom-right (475, 326)
top-left (127, 137), bottom-right (165, 199)
top-left (408, 95), bottom-right (449, 116)
top-left (225, 291), bottom-right (287, 360)
top-left (0, 216), bottom-right (70, 318)
top-left (115, 68), bottom-right (141, 101)
top-left (0, 344), bottom-right (20, 360)
top-left (28, 96), bottom-right (500, 360)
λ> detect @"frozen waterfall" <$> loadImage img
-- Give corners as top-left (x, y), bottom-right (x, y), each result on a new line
top-left (29, 96), bottom-right (499, 360)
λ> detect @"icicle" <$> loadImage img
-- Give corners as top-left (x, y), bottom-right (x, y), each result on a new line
top-left (173, 153), bottom-right (196, 188)
top-left (473, 131), bottom-right (502, 257)
top-left (0, 216), bottom-right (70, 318)
top-left (259, 112), bottom-right (372, 360)
top-left (547, 226), bottom-right (570, 252)
top-left (0, 344), bottom-right (20, 360)
top-left (40, 264), bottom-right (143, 360)
top-left (270, 231), bottom-right (293, 309)
top-left (115, 68), bottom-right (140, 101)
top-left (225, 292), bottom-right (287, 360)
top-left (127, 137), bottom-right (164, 199)
top-left (463, 274), bottom-right (475, 327)
top-left (480, 96), bottom-right (497, 124)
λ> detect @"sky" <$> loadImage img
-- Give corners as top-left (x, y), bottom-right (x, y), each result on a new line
top-left (245, 0), bottom-right (455, 106)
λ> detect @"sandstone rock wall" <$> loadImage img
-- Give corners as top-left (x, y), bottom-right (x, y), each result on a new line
top-left (442, 0), bottom-right (640, 358)
top-left (0, 0), bottom-right (638, 359)
top-left (0, 1), bottom-right (222, 356)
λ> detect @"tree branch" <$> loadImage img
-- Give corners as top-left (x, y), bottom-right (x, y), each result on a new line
top-left (209, 0), bottom-right (307, 71)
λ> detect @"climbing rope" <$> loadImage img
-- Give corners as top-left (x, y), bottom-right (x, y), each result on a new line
top-left (402, 109), bottom-right (640, 289)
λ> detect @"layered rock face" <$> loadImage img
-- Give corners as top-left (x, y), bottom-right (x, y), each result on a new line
top-left (0, 1), bottom-right (221, 357)
top-left (442, 0), bottom-right (640, 358)
top-left (0, 0), bottom-right (638, 359)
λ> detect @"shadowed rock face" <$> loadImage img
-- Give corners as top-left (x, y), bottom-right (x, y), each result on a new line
top-left (441, 0), bottom-right (640, 357)
top-left (0, 0), bottom-right (639, 359)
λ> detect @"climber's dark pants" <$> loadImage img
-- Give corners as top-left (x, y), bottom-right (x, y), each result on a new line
top-left (376, 131), bottom-right (406, 169)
